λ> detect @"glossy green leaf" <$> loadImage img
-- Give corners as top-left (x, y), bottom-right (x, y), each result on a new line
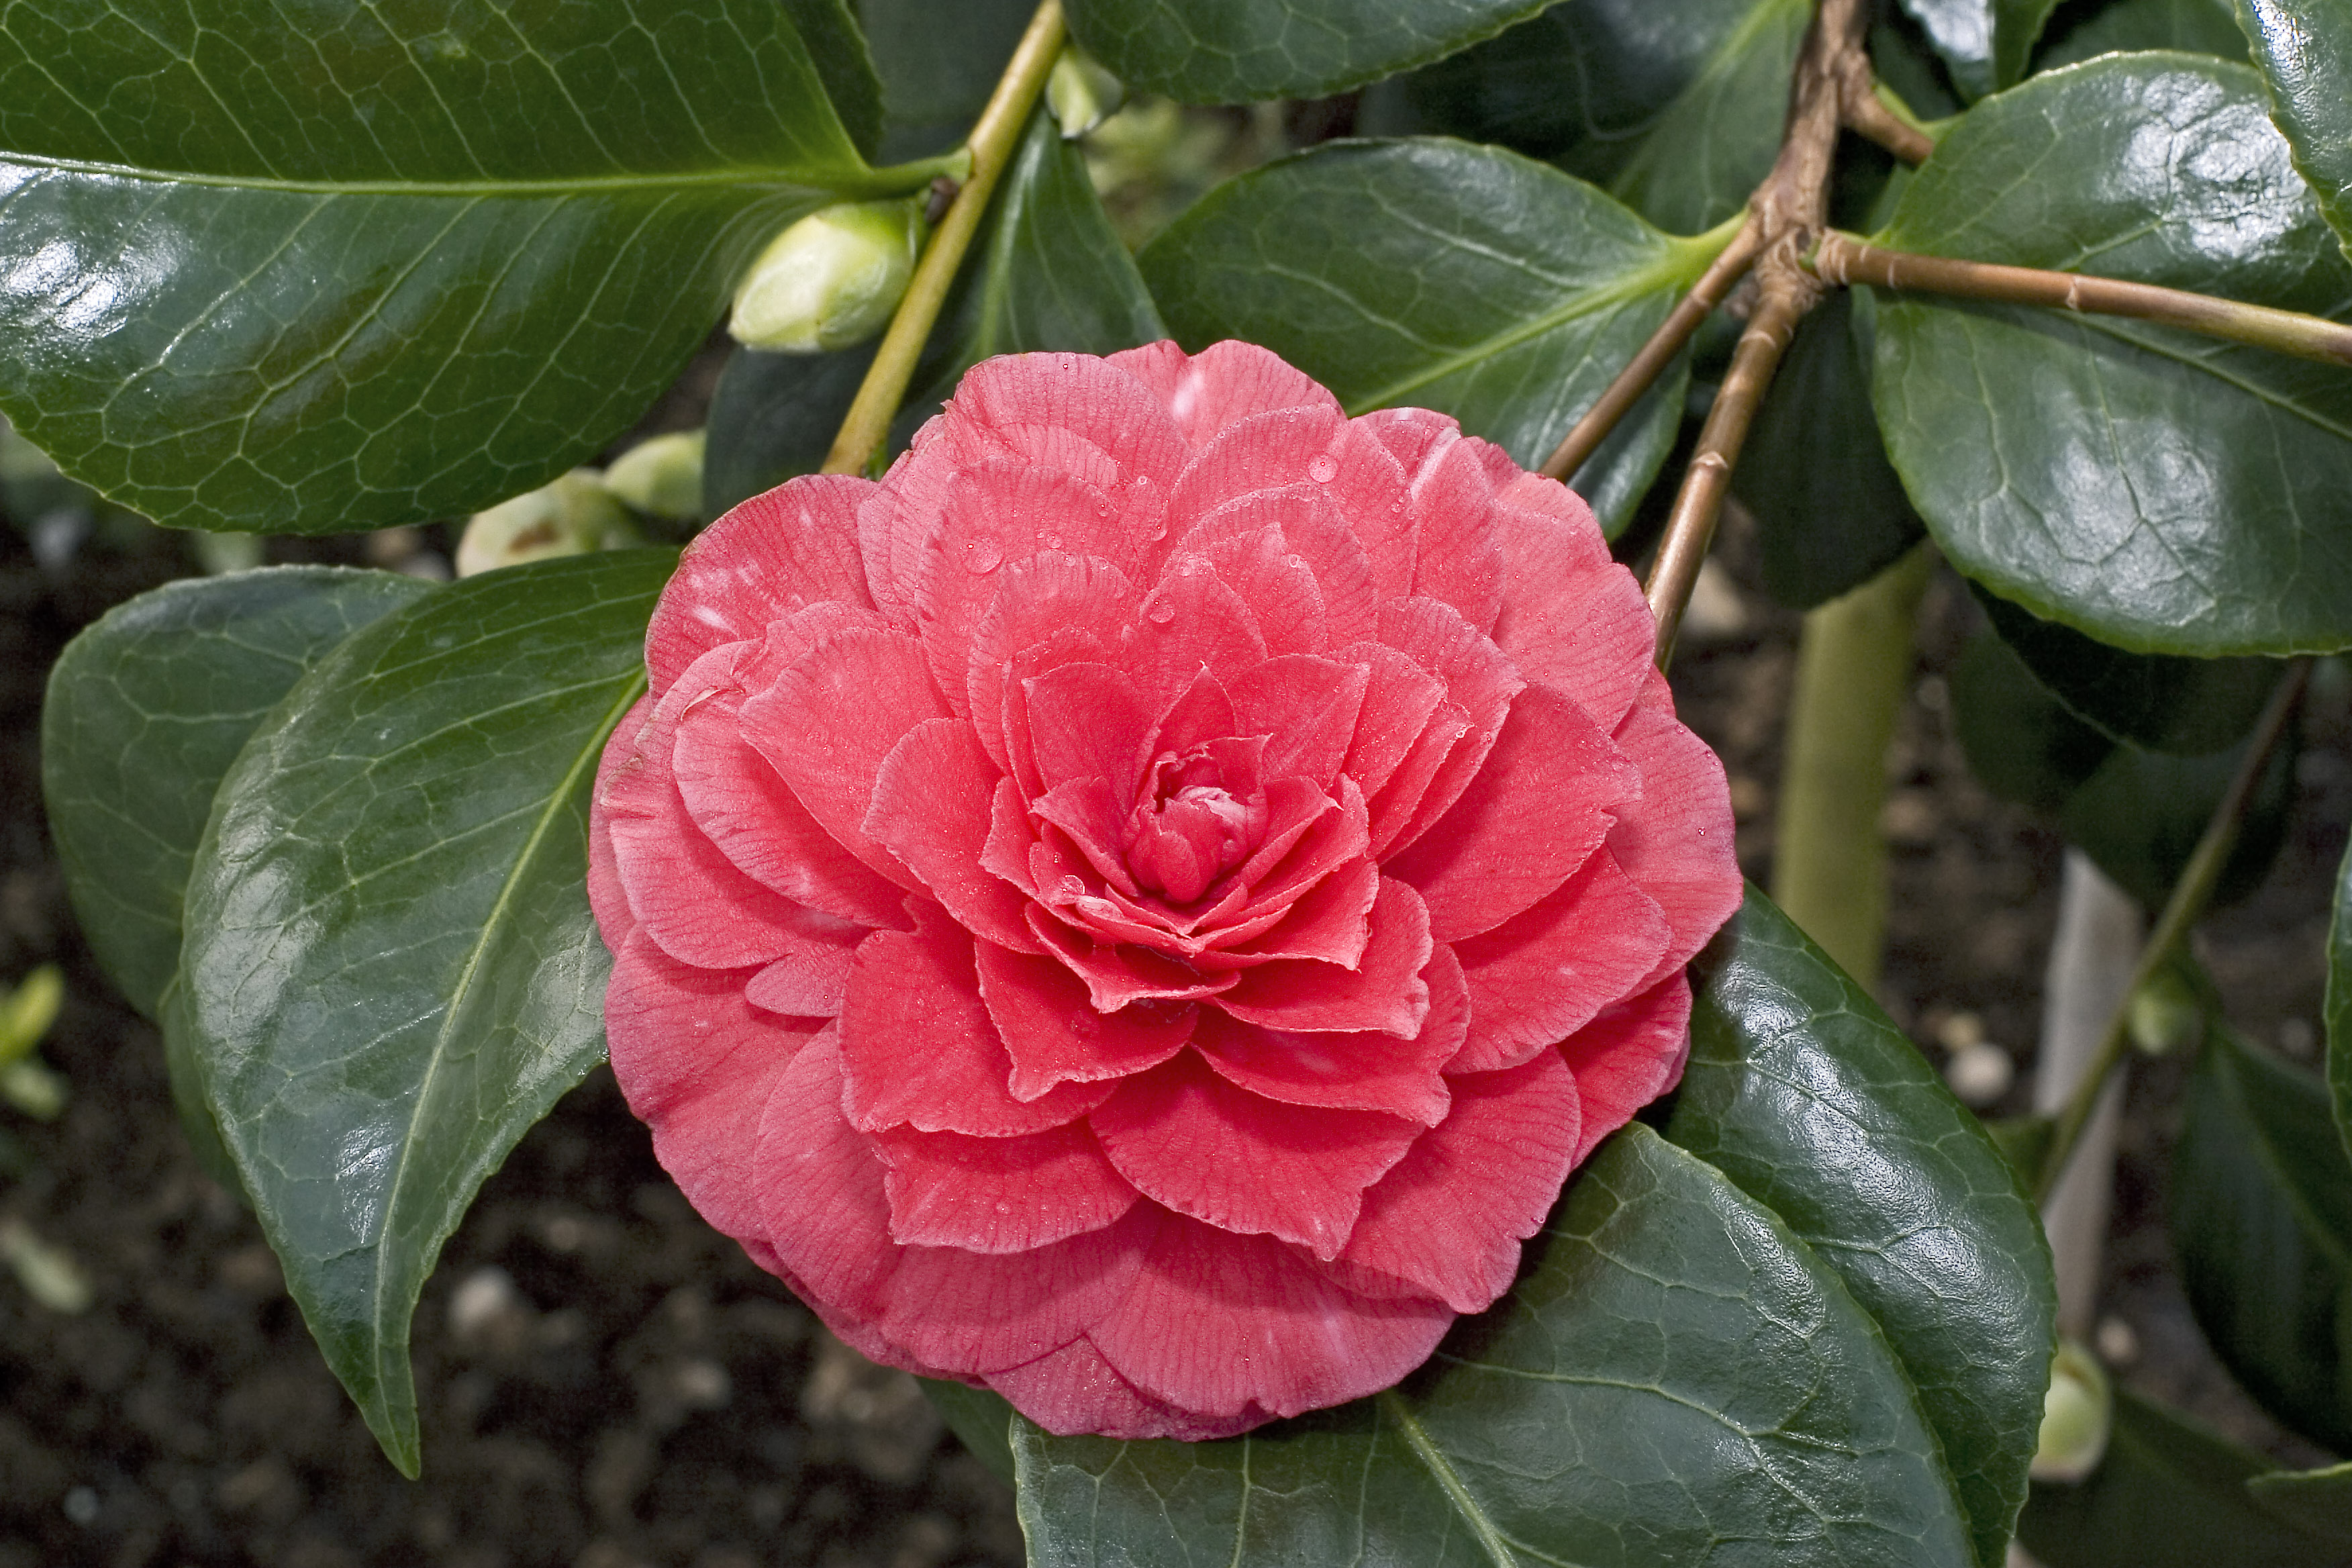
top-left (1018, 1126), bottom-right (1977, 1568)
top-left (1898, 0), bottom-right (1995, 97)
top-left (1870, 55), bottom-right (2352, 656)
top-left (0, 1), bottom-right (926, 536)
top-left (2018, 1389), bottom-right (2341, 1568)
top-left (2036, 0), bottom-right (2247, 71)
top-left (1667, 891), bottom-right (2057, 1568)
top-left (1140, 138), bottom-right (1716, 536)
top-left (1012, 890), bottom-right (2051, 1567)
top-left (1062, 0), bottom-right (1554, 103)
top-left (922, 1379), bottom-right (1020, 1485)
top-left (2329, 836), bottom-right (2352, 1166)
top-left (2060, 727), bottom-right (2294, 909)
top-left (180, 550), bottom-right (670, 1475)
top-left (859, 0), bottom-right (1036, 160)
top-left (1950, 630), bottom-right (2117, 813)
top-left (1994, 0), bottom-right (2067, 85)
top-left (40, 569), bottom-right (434, 1018)
top-left (2235, 0), bottom-right (2352, 261)
top-left (2172, 1024), bottom-right (2352, 1453)
top-left (158, 972), bottom-right (243, 1197)
top-left (1738, 291), bottom-right (1928, 609)
top-left (1398, 0), bottom-right (1807, 234)
top-left (1972, 587), bottom-right (2284, 754)
top-left (703, 103), bottom-right (1162, 514)
top-left (2245, 1461), bottom-right (2352, 1540)
top-left (787, 0), bottom-right (888, 160)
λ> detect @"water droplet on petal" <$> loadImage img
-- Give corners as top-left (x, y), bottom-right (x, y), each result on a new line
top-left (1308, 454), bottom-right (1338, 483)
top-left (1056, 873), bottom-right (1087, 899)
top-left (1044, 533), bottom-right (1063, 550)
top-left (963, 536), bottom-right (1002, 574)
top-left (1146, 599), bottom-right (1176, 626)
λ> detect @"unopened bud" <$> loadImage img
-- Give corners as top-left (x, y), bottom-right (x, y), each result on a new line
top-left (2126, 969), bottom-right (2203, 1057)
top-left (2030, 1340), bottom-right (2112, 1484)
top-left (456, 471), bottom-right (639, 578)
top-left (0, 966), bottom-right (62, 1067)
top-left (603, 430), bottom-right (706, 524)
top-left (729, 201), bottom-right (923, 352)
top-left (1048, 49), bottom-right (1124, 138)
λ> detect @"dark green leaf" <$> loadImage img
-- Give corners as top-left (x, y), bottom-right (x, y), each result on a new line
top-left (922, 1379), bottom-right (1019, 1485)
top-left (2060, 728), bottom-right (2294, 908)
top-left (40, 568), bottom-right (434, 1017)
top-left (1018, 1124), bottom-right (1977, 1568)
top-left (2329, 835), bottom-right (2352, 1165)
top-left (2172, 1025), bottom-right (2352, 1452)
top-left (2246, 1461), bottom-right (2352, 1540)
top-left (1738, 290), bottom-right (1928, 609)
top-left (1140, 138), bottom-right (1717, 535)
top-left (1900, 0), bottom-right (1996, 98)
top-left (1669, 891), bottom-right (2057, 1568)
top-left (1950, 630), bottom-right (2117, 813)
top-left (159, 973), bottom-right (244, 1198)
top-left (1869, 55), bottom-right (2352, 656)
top-left (1987, 1114), bottom-right (2058, 1186)
top-left (1062, 0), bottom-right (1555, 103)
top-left (1995, 0), bottom-right (2067, 85)
top-left (2035, 0), bottom-right (2247, 72)
top-left (703, 104), bottom-right (1161, 515)
top-left (787, 0), bottom-right (887, 159)
top-left (2018, 1388), bottom-right (2342, 1568)
top-left (1399, 0), bottom-right (1808, 234)
top-left (181, 551), bottom-right (670, 1474)
top-left (1972, 586), bottom-right (2284, 753)
top-left (0, 1), bottom-right (924, 535)
top-left (858, 0), bottom-right (1036, 160)
top-left (2235, 0), bottom-right (2352, 261)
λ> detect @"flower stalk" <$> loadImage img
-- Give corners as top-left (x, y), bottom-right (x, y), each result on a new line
top-left (821, 0), bottom-right (1069, 476)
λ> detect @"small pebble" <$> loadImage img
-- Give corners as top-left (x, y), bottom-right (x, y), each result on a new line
top-left (62, 1485), bottom-right (97, 1525)
top-left (447, 1265), bottom-right (526, 1344)
top-left (1945, 1041), bottom-right (2014, 1107)
top-left (2279, 1018), bottom-right (2317, 1059)
top-left (1933, 1010), bottom-right (1987, 1052)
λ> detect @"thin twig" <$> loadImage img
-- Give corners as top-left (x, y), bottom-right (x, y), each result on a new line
top-left (822, 1), bottom-right (1067, 475)
top-left (2031, 658), bottom-right (2314, 1204)
top-left (1538, 219), bottom-right (1762, 483)
top-left (1841, 81), bottom-right (1935, 164)
top-left (1813, 230), bottom-right (2352, 368)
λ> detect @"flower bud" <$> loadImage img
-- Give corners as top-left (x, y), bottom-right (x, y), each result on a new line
top-left (0, 965), bottom-right (62, 1067)
top-left (2030, 1339), bottom-right (2112, 1484)
top-left (2126, 967), bottom-right (2203, 1057)
top-left (728, 201), bottom-right (923, 352)
top-left (603, 430), bottom-right (706, 524)
top-left (1048, 48), bottom-right (1124, 138)
top-left (456, 471), bottom-right (639, 578)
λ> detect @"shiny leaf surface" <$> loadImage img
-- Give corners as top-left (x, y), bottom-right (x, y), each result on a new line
top-left (40, 569), bottom-right (433, 1017)
top-left (1950, 630), bottom-right (2116, 813)
top-left (858, 0), bottom-right (1035, 159)
top-left (0, 1), bottom-right (917, 534)
top-left (1900, 0), bottom-right (1996, 97)
top-left (2331, 836), bottom-right (2352, 1164)
top-left (181, 552), bottom-right (669, 1473)
top-left (2060, 728), bottom-right (2294, 909)
top-left (1140, 138), bottom-right (1714, 534)
top-left (1870, 55), bottom-right (2352, 656)
top-left (2172, 1025), bottom-right (2352, 1452)
top-left (2036, 0), bottom-right (2247, 70)
top-left (1062, 0), bottom-right (1554, 102)
top-left (1668, 891), bottom-right (2056, 1568)
top-left (2236, 0), bottom-right (2352, 259)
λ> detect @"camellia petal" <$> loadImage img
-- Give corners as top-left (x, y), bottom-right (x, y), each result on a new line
top-left (591, 340), bottom-right (1740, 1441)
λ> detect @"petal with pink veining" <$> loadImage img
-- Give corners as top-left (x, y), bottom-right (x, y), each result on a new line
top-left (1193, 946), bottom-right (1459, 1124)
top-left (1166, 403), bottom-right (1346, 526)
top-left (1405, 436), bottom-right (1504, 634)
top-left (647, 473), bottom-right (879, 692)
top-left (1026, 905), bottom-right (1242, 1010)
top-left (874, 1120), bottom-right (1138, 1252)
top-left (874, 1206), bottom-right (1159, 1375)
top-left (1229, 654), bottom-right (1369, 789)
top-left (865, 718), bottom-right (1038, 952)
top-left (1563, 971), bottom-right (1694, 1163)
top-left (589, 695), bottom-right (649, 940)
top-left (966, 553), bottom-right (1138, 771)
top-left (1489, 473), bottom-right (1652, 732)
top-left (1374, 596), bottom-right (1522, 856)
top-left (1198, 526), bottom-right (1328, 656)
top-left (986, 1334), bottom-right (1264, 1441)
top-left (1125, 559), bottom-right (1266, 703)
top-left (975, 940), bottom-right (1196, 1099)
top-left (1218, 877), bottom-right (1432, 1037)
top-left (745, 932), bottom-right (861, 1017)
top-left (1110, 338), bottom-right (1341, 448)
top-left (752, 1028), bottom-right (897, 1322)
top-left (1451, 848), bottom-right (1672, 1073)
top-left (1091, 1050), bottom-right (1420, 1260)
top-left (1608, 675), bottom-right (1743, 989)
top-left (1022, 660), bottom-right (1154, 803)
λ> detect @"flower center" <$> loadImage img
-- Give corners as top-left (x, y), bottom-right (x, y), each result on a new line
top-left (1124, 747), bottom-right (1268, 905)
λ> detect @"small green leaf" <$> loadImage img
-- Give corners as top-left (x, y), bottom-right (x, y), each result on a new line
top-left (1870, 54), bottom-right (2352, 656)
top-left (2246, 1461), bottom-right (2352, 1540)
top-left (702, 103), bottom-right (1162, 515)
top-left (0, 1), bottom-right (922, 535)
top-left (1018, 1124), bottom-right (1977, 1568)
top-left (40, 569), bottom-right (435, 1017)
top-left (1737, 291), bottom-right (1928, 610)
top-left (2060, 729), bottom-right (2294, 909)
top-left (1062, 0), bottom-right (1555, 103)
top-left (1994, 0), bottom-right (2066, 85)
top-left (1669, 891), bottom-right (2057, 1568)
top-left (1606, 0), bottom-right (1812, 234)
top-left (2036, 0), bottom-right (2247, 72)
top-left (2172, 1025), bottom-right (2352, 1453)
top-left (2329, 836), bottom-right (2352, 1165)
top-left (1972, 587), bottom-right (2284, 754)
top-left (2018, 1388), bottom-right (2342, 1567)
top-left (1140, 138), bottom-right (1718, 534)
top-left (921, 1379), bottom-right (1020, 1485)
top-left (1950, 630), bottom-right (2118, 813)
top-left (2235, 0), bottom-right (2352, 262)
top-left (181, 550), bottom-right (670, 1474)
top-left (859, 0), bottom-right (1037, 159)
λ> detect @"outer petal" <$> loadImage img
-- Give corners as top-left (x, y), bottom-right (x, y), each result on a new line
top-left (875, 1208), bottom-right (1159, 1375)
top-left (1333, 1048), bottom-right (1582, 1313)
top-left (1109, 338), bottom-right (1342, 448)
top-left (1607, 675), bottom-right (1743, 989)
top-left (986, 1334), bottom-right (1265, 1441)
top-left (588, 695), bottom-right (650, 941)
top-left (1091, 1050), bottom-right (1421, 1261)
top-left (1088, 1219), bottom-right (1453, 1421)
top-left (1489, 471), bottom-right (1652, 733)
top-left (1561, 971), bottom-right (1694, 1164)
top-left (752, 1028), bottom-right (901, 1326)
top-left (648, 473), bottom-right (878, 691)
top-left (1404, 435), bottom-right (1504, 635)
top-left (1452, 848), bottom-right (1672, 1073)
top-left (873, 1120), bottom-right (1138, 1253)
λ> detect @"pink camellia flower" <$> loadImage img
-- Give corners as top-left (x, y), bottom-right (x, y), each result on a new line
top-left (589, 341), bottom-right (1741, 1440)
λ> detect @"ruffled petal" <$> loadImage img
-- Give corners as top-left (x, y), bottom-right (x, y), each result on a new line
top-left (865, 718), bottom-right (1038, 952)
top-left (1192, 943), bottom-right (1462, 1125)
top-left (1606, 675), bottom-right (1743, 989)
top-left (1562, 971), bottom-right (1694, 1164)
top-left (1216, 877), bottom-right (1433, 1038)
top-left (874, 1120), bottom-right (1138, 1252)
top-left (874, 1208), bottom-right (1159, 1375)
top-left (1452, 848), bottom-right (1672, 1073)
top-left (1110, 338), bottom-right (1342, 448)
top-left (975, 939), bottom-right (1197, 1099)
top-left (646, 473), bottom-right (879, 692)
top-left (985, 1334), bottom-right (1264, 1441)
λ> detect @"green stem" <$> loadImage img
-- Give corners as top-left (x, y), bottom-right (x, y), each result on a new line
top-left (2032, 657), bottom-right (2314, 1204)
top-left (1769, 543), bottom-right (1932, 989)
top-left (821, 0), bottom-right (1067, 476)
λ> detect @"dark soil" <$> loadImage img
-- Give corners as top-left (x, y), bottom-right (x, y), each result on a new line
top-left (0, 489), bottom-right (2340, 1563)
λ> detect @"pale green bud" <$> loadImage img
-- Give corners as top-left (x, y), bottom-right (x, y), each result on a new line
top-left (0, 1219), bottom-right (91, 1313)
top-left (2030, 1340), bottom-right (2112, 1484)
top-left (2126, 968), bottom-right (2203, 1057)
top-left (0, 965), bottom-right (62, 1067)
top-left (1048, 48), bottom-right (1124, 138)
top-left (604, 430), bottom-right (706, 523)
top-left (729, 201), bottom-right (923, 353)
top-left (456, 471), bottom-right (640, 578)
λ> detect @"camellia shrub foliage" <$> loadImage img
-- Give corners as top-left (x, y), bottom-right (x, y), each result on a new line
top-left (15, 0), bottom-right (2352, 1562)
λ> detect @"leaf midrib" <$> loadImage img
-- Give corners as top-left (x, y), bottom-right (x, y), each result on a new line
top-left (0, 146), bottom-right (930, 200)
top-left (1377, 1389), bottom-right (1526, 1568)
